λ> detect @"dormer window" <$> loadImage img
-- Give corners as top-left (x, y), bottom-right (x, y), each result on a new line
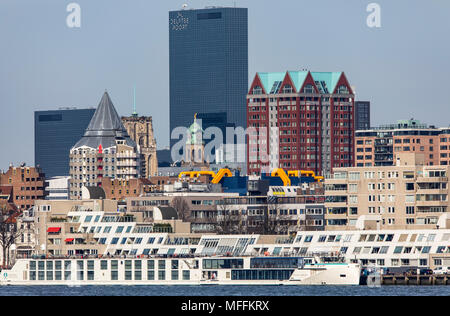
top-left (303, 84), bottom-right (314, 94)
top-left (282, 84), bottom-right (293, 93)
top-left (252, 86), bottom-right (263, 95)
top-left (337, 85), bottom-right (349, 94)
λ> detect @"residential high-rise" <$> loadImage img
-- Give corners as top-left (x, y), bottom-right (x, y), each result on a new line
top-left (34, 108), bottom-right (95, 178)
top-left (0, 164), bottom-right (46, 210)
top-left (325, 153), bottom-right (450, 230)
top-left (169, 7), bottom-right (248, 155)
top-left (247, 70), bottom-right (355, 176)
top-left (355, 101), bottom-right (371, 130)
top-left (355, 119), bottom-right (450, 167)
top-left (69, 92), bottom-right (140, 199)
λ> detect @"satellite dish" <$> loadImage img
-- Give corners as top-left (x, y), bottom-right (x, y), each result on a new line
top-left (182, 4), bottom-right (188, 9)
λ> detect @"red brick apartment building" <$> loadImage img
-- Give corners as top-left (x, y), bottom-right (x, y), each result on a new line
top-left (247, 70), bottom-right (355, 176)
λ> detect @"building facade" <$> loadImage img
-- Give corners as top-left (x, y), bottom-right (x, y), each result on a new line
top-left (35, 108), bottom-right (95, 178)
top-left (325, 153), bottom-right (450, 231)
top-left (355, 101), bottom-right (370, 130)
top-left (45, 176), bottom-right (70, 200)
top-left (69, 92), bottom-right (140, 199)
top-left (169, 7), bottom-right (248, 150)
top-left (0, 165), bottom-right (46, 210)
top-left (355, 119), bottom-right (450, 167)
top-left (122, 116), bottom-right (158, 178)
top-left (247, 71), bottom-right (355, 176)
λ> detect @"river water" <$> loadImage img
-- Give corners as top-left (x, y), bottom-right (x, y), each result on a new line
top-left (0, 285), bottom-right (448, 296)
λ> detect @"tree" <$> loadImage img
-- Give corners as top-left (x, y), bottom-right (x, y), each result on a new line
top-left (0, 205), bottom-right (21, 268)
top-left (264, 197), bottom-right (282, 235)
top-left (171, 196), bottom-right (190, 222)
top-left (216, 199), bottom-right (245, 234)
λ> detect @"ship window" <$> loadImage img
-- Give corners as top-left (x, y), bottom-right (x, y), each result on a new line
top-left (101, 260), bottom-right (108, 270)
top-left (111, 260), bottom-right (118, 270)
top-left (64, 271), bottom-right (71, 281)
top-left (135, 260), bottom-right (142, 270)
top-left (51, 270), bottom-right (60, 280)
top-left (394, 246), bottom-right (403, 254)
top-left (125, 271), bottom-right (132, 280)
top-left (183, 270), bottom-right (190, 280)
top-left (111, 271), bottom-right (118, 281)
top-left (158, 271), bottom-right (166, 280)
top-left (148, 271), bottom-right (155, 280)
top-left (55, 260), bottom-right (62, 270)
top-left (135, 270), bottom-right (142, 280)
top-left (172, 270), bottom-right (179, 280)
top-left (147, 260), bottom-right (155, 270)
top-left (158, 260), bottom-right (166, 270)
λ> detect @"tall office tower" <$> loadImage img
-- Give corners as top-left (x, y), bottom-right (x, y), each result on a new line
top-left (169, 6), bottom-right (248, 160)
top-left (69, 92), bottom-right (140, 199)
top-left (355, 101), bottom-right (371, 130)
top-left (35, 108), bottom-right (95, 178)
top-left (247, 71), bottom-right (355, 176)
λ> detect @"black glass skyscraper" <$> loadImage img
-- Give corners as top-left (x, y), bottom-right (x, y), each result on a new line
top-left (169, 7), bottom-right (248, 150)
top-left (34, 108), bottom-right (95, 178)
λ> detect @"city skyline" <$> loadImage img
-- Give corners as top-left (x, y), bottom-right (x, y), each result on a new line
top-left (1, 0), bottom-right (450, 171)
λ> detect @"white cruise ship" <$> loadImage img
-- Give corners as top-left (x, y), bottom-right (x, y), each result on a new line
top-left (0, 255), bottom-right (360, 286)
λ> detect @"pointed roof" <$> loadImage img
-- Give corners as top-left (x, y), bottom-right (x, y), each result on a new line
top-left (252, 71), bottom-right (348, 95)
top-left (310, 72), bottom-right (342, 94)
top-left (287, 71), bottom-right (309, 92)
top-left (256, 72), bottom-right (285, 94)
top-left (72, 92), bottom-right (136, 150)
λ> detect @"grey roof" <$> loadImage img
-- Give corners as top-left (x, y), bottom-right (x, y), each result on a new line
top-left (83, 186), bottom-right (106, 200)
top-left (73, 92), bottom-right (136, 150)
top-left (158, 207), bottom-right (179, 220)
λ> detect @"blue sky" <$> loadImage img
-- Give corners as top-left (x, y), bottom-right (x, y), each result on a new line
top-left (0, 0), bottom-right (449, 171)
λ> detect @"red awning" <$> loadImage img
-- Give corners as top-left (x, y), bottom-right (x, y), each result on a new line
top-left (65, 238), bottom-right (74, 242)
top-left (47, 227), bottom-right (61, 233)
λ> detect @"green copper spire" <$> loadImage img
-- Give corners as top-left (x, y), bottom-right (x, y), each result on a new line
top-left (132, 85), bottom-right (138, 117)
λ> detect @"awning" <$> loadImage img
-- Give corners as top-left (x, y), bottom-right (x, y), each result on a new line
top-left (47, 227), bottom-right (61, 233)
top-left (65, 238), bottom-right (74, 242)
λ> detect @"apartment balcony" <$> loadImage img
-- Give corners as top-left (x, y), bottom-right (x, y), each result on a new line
top-left (116, 153), bottom-right (138, 159)
top-left (116, 161), bottom-right (138, 167)
top-left (415, 200), bottom-right (449, 207)
top-left (416, 177), bottom-right (448, 183)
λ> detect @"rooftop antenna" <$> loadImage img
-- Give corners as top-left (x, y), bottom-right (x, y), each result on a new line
top-left (132, 85), bottom-right (138, 117)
